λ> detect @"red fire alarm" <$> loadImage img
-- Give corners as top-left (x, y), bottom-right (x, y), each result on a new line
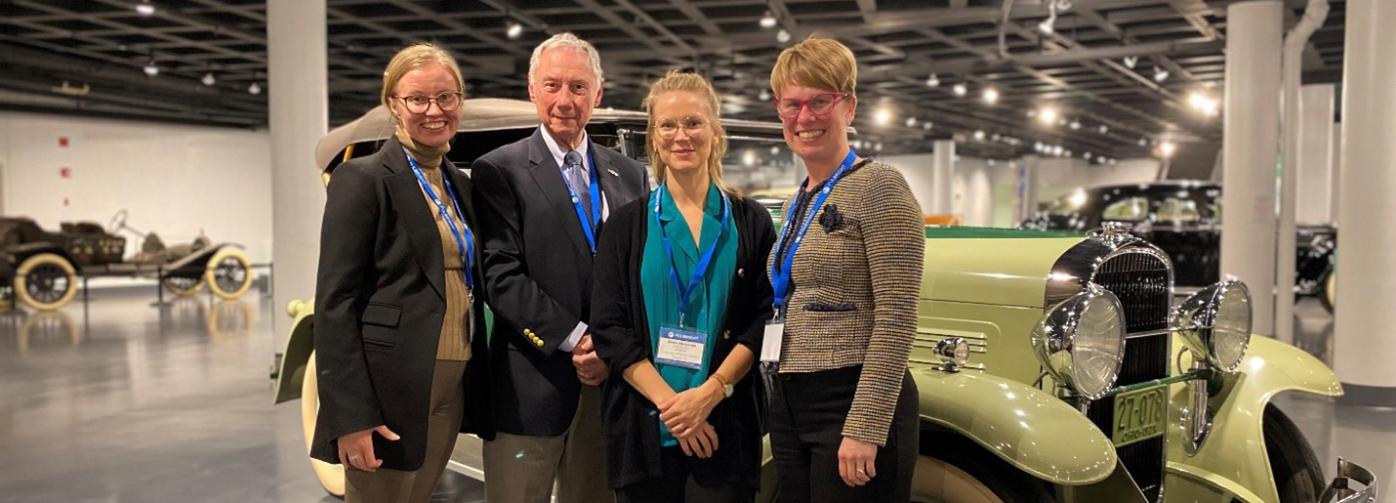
top-left (59, 137), bottom-right (69, 147)
top-left (60, 167), bottom-right (71, 178)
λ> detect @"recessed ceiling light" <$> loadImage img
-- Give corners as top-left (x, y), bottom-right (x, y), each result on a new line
top-left (1138, 137), bottom-right (1148, 147)
top-left (248, 82), bottom-right (261, 95)
top-left (201, 72), bottom-right (216, 86)
top-left (135, 2), bottom-right (155, 16)
top-left (952, 83), bottom-right (967, 97)
top-left (922, 121), bottom-right (933, 131)
top-left (1037, 106), bottom-right (1058, 125)
top-left (973, 130), bottom-right (986, 141)
top-left (981, 87), bottom-right (999, 104)
top-left (142, 61), bottom-right (158, 77)
top-left (1069, 120), bottom-right (1081, 130)
top-left (1153, 69), bottom-right (1170, 82)
top-left (776, 29), bottom-right (791, 43)
top-left (1098, 125), bottom-right (1109, 134)
top-left (874, 107), bottom-right (892, 127)
top-left (506, 21), bottom-right (523, 39)
top-left (760, 11), bottom-right (777, 29)
top-left (925, 73), bottom-right (940, 88)
top-left (758, 89), bottom-right (771, 101)
top-left (905, 117), bottom-right (917, 127)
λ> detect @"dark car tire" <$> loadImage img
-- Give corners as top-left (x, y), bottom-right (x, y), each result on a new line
top-left (1264, 404), bottom-right (1326, 503)
top-left (912, 433), bottom-right (1056, 503)
top-left (14, 253), bottom-right (78, 311)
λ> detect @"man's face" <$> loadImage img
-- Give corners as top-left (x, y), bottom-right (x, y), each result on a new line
top-left (529, 47), bottom-right (603, 148)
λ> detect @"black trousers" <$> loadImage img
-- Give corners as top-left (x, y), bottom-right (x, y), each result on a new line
top-left (769, 365), bottom-right (918, 503)
top-left (615, 446), bottom-right (755, 503)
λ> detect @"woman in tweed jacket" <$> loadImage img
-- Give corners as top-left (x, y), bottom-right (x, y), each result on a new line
top-left (763, 36), bottom-right (925, 503)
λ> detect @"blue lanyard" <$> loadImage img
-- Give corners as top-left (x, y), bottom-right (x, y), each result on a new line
top-left (770, 150), bottom-right (858, 315)
top-left (561, 149), bottom-right (604, 254)
top-left (403, 150), bottom-right (475, 291)
top-left (654, 185), bottom-right (730, 326)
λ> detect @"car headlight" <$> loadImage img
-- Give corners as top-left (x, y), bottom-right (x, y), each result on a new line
top-left (1031, 284), bottom-right (1127, 400)
top-left (1172, 278), bottom-right (1252, 372)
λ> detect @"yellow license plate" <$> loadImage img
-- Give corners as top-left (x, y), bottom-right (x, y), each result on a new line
top-left (1112, 385), bottom-right (1167, 447)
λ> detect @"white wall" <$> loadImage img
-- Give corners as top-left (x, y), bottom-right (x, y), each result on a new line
top-left (0, 112), bottom-right (273, 263)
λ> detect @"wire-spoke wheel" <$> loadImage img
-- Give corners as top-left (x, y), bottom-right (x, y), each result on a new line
top-left (205, 248), bottom-right (253, 300)
top-left (162, 276), bottom-right (205, 296)
top-left (14, 253), bottom-right (78, 311)
top-left (301, 354), bottom-right (346, 497)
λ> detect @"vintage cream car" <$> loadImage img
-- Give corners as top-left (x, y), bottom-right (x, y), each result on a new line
top-left (276, 99), bottom-right (1376, 503)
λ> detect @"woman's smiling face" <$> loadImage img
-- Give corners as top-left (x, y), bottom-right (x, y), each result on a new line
top-left (389, 62), bottom-right (461, 148)
top-left (651, 90), bottom-right (715, 178)
top-left (777, 83), bottom-right (856, 163)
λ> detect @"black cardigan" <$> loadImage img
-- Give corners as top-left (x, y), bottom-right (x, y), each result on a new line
top-left (590, 191), bottom-right (776, 489)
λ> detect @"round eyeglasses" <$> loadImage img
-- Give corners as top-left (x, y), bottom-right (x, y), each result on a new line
top-left (394, 92), bottom-right (463, 114)
top-left (773, 92), bottom-right (848, 119)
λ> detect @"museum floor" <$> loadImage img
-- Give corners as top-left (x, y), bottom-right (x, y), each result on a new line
top-left (0, 287), bottom-right (1389, 502)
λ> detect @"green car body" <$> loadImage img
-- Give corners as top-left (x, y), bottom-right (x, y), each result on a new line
top-left (278, 98), bottom-right (1374, 502)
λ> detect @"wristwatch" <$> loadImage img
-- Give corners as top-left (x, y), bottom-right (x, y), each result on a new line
top-left (712, 373), bottom-right (734, 399)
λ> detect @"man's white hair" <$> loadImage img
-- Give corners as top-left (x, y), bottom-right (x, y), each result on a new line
top-left (528, 32), bottom-right (604, 85)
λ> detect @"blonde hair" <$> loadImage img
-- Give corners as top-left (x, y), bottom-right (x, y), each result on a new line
top-left (380, 43), bottom-right (466, 116)
top-left (641, 70), bottom-right (729, 193)
top-left (528, 32), bottom-right (604, 85)
top-left (768, 35), bottom-right (857, 99)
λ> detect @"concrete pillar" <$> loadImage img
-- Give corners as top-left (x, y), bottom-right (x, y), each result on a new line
top-left (268, 0), bottom-right (328, 344)
top-left (1297, 85), bottom-right (1336, 225)
top-left (1016, 155), bottom-right (1040, 224)
top-left (1334, 0), bottom-right (1396, 400)
top-left (930, 140), bottom-right (954, 215)
top-left (1220, 0), bottom-right (1282, 337)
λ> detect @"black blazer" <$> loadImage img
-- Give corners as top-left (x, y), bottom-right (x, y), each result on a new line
top-left (310, 136), bottom-right (494, 471)
top-left (589, 192), bottom-right (776, 489)
top-left (471, 128), bottom-right (649, 436)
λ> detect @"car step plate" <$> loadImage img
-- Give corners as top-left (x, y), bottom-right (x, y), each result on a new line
top-left (1113, 385), bottom-right (1167, 447)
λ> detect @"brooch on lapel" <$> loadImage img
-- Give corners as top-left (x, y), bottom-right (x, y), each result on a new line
top-left (607, 168), bottom-right (619, 177)
top-left (819, 203), bottom-right (846, 233)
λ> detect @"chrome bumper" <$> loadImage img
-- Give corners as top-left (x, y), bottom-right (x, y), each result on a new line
top-left (1321, 457), bottom-right (1378, 503)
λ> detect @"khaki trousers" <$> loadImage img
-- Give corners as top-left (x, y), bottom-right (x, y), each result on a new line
top-left (346, 359), bottom-right (467, 503)
top-left (482, 384), bottom-right (611, 503)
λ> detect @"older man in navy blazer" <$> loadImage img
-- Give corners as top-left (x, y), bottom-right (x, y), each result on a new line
top-left (471, 32), bottom-right (648, 503)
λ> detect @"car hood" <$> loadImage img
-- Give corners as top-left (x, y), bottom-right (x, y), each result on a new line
top-left (920, 227), bottom-right (1087, 308)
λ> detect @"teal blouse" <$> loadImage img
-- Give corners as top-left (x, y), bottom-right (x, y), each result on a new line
top-left (641, 183), bottom-right (738, 447)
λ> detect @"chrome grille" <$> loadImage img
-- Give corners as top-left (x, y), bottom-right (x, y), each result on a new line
top-left (1088, 249), bottom-right (1171, 502)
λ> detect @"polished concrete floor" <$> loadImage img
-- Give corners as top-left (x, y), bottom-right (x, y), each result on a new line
top-left (0, 287), bottom-right (1389, 502)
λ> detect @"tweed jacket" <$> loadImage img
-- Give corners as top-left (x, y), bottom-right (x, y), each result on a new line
top-left (767, 159), bottom-right (924, 446)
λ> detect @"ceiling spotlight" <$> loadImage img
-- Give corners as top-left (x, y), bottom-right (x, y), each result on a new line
top-left (922, 121), bottom-right (933, 131)
top-left (758, 89), bottom-right (772, 102)
top-left (1069, 120), bottom-right (1081, 130)
top-left (974, 130), bottom-right (986, 141)
top-left (142, 61), bottom-right (158, 77)
top-left (1037, 106), bottom-right (1058, 126)
top-left (952, 83), bottom-right (967, 97)
top-left (991, 133), bottom-right (1001, 142)
top-left (1052, 145), bottom-right (1064, 156)
top-left (873, 107), bottom-right (892, 127)
top-left (981, 87), bottom-right (999, 105)
top-left (201, 72), bottom-right (216, 86)
top-left (1038, 18), bottom-right (1055, 35)
top-left (135, 1), bottom-right (155, 16)
top-left (248, 82), bottom-right (261, 95)
top-left (1098, 125), bottom-right (1109, 134)
top-left (1033, 141), bottom-right (1044, 152)
top-left (852, 139), bottom-right (863, 149)
top-left (1188, 91), bottom-right (1220, 116)
top-left (506, 21), bottom-right (524, 39)
top-left (760, 11), bottom-right (778, 29)
top-left (1084, 152), bottom-right (1093, 160)
top-left (776, 29), bottom-right (791, 44)
top-left (769, 146), bottom-right (780, 155)
top-left (905, 117), bottom-right (917, 127)
top-left (875, 142), bottom-right (884, 151)
top-left (1160, 141), bottom-right (1177, 158)
top-left (1138, 137), bottom-right (1148, 147)
top-left (1123, 56), bottom-right (1138, 69)
top-left (925, 73), bottom-right (940, 88)
top-left (1153, 69), bottom-right (1170, 82)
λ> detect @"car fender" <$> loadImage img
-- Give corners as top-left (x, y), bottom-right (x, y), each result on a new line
top-left (912, 367), bottom-right (1118, 485)
top-left (9, 242), bottom-right (76, 265)
top-left (273, 299), bottom-right (316, 404)
top-left (1164, 334), bottom-right (1342, 503)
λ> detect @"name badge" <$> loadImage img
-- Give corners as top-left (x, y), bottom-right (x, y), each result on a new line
top-left (655, 326), bottom-right (707, 370)
top-left (760, 322), bottom-right (784, 363)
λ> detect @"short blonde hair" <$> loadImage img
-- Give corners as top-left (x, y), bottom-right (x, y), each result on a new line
top-left (768, 35), bottom-right (857, 99)
top-left (642, 70), bottom-right (729, 193)
top-left (380, 43), bottom-right (466, 111)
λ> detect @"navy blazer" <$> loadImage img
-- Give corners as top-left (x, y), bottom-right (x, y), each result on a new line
top-left (311, 136), bottom-right (494, 470)
top-left (471, 128), bottom-right (649, 436)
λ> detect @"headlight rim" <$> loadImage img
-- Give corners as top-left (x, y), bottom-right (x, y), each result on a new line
top-left (1171, 277), bottom-right (1253, 373)
top-left (1031, 283), bottom-right (1128, 400)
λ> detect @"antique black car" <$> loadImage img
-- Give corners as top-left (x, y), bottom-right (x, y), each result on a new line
top-left (1022, 180), bottom-right (1337, 311)
top-left (0, 213), bottom-right (254, 311)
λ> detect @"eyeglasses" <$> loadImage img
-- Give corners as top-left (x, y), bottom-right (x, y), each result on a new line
top-left (394, 92), bottom-right (463, 114)
top-left (773, 92), bottom-right (848, 119)
top-left (653, 117), bottom-right (709, 140)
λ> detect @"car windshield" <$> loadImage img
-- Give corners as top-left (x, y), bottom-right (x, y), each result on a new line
top-left (1101, 196), bottom-right (1149, 221)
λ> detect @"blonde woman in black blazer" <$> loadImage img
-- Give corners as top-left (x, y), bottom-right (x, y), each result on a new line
top-left (312, 43), bottom-right (493, 503)
top-left (763, 37), bottom-right (925, 503)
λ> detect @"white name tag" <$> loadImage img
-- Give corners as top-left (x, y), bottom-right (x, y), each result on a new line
top-left (655, 326), bottom-right (707, 370)
top-left (760, 322), bottom-right (784, 363)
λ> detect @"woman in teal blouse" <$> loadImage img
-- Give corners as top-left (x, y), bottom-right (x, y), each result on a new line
top-left (590, 71), bottom-right (777, 502)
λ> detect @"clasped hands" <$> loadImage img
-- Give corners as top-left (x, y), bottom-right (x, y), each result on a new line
top-left (571, 333), bottom-right (609, 386)
top-left (658, 379), bottom-right (723, 459)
